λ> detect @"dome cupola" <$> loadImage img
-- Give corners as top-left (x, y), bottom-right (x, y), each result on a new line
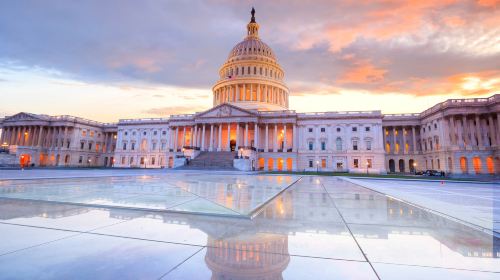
top-left (212, 8), bottom-right (290, 111)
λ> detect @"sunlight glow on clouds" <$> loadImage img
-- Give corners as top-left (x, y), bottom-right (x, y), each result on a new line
top-left (0, 0), bottom-right (498, 121)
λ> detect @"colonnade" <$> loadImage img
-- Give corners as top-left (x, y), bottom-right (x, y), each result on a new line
top-left (382, 126), bottom-right (419, 154)
top-left (213, 84), bottom-right (288, 107)
top-left (169, 122), bottom-right (297, 153)
top-left (445, 113), bottom-right (499, 149)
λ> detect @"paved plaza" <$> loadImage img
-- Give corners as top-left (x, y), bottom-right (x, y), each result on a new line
top-left (0, 169), bottom-right (498, 279)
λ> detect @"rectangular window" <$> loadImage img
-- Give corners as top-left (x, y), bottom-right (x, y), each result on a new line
top-left (151, 157), bottom-right (156, 165)
top-left (308, 128), bottom-right (313, 133)
top-left (123, 142), bottom-right (127, 150)
top-left (121, 157), bottom-right (125, 164)
top-left (152, 143), bottom-right (157, 150)
top-left (81, 130), bottom-right (87, 137)
top-left (321, 141), bottom-right (326, 150)
top-left (366, 141), bottom-right (371, 150)
top-left (308, 142), bottom-right (313, 151)
top-left (320, 127), bottom-right (325, 132)
top-left (88, 143), bottom-right (92, 150)
top-left (78, 156), bottom-right (83, 164)
top-left (353, 141), bottom-right (358, 151)
top-left (321, 159), bottom-right (326, 168)
top-left (131, 143), bottom-right (135, 151)
top-left (353, 159), bottom-right (359, 168)
top-left (161, 142), bottom-right (166, 150)
top-left (80, 142), bottom-right (84, 150)
top-left (309, 160), bottom-right (313, 168)
top-left (90, 131), bottom-right (94, 137)
top-left (162, 131), bottom-right (167, 135)
top-left (140, 157), bottom-right (145, 165)
top-left (367, 159), bottom-right (372, 168)
top-left (365, 127), bottom-right (370, 132)
top-left (153, 131), bottom-right (158, 136)
top-left (352, 127), bottom-right (357, 132)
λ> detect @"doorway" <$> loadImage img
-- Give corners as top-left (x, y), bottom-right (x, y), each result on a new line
top-left (230, 139), bottom-right (236, 151)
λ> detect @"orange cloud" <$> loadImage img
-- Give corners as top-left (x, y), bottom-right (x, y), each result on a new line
top-left (338, 59), bottom-right (387, 84)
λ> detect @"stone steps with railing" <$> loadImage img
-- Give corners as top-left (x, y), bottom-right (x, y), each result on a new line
top-left (176, 151), bottom-right (237, 170)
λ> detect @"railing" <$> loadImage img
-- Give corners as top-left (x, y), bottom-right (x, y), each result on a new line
top-left (182, 146), bottom-right (200, 151)
top-left (119, 118), bottom-right (169, 124)
top-left (298, 110), bottom-right (381, 117)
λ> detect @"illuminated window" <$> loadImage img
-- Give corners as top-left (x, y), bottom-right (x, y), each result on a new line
top-left (367, 159), bottom-right (373, 168)
top-left (321, 159), bottom-right (326, 168)
top-left (353, 159), bottom-right (359, 168)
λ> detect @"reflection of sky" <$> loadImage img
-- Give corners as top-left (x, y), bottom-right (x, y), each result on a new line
top-left (0, 175), bottom-right (499, 278)
top-left (1, 1), bottom-right (499, 121)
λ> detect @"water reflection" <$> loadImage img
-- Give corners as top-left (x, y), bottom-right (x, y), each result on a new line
top-left (0, 177), bottom-right (498, 279)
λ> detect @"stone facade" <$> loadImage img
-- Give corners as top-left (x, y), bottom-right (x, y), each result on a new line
top-left (0, 10), bottom-right (498, 176)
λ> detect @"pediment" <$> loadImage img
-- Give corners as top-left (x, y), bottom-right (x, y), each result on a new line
top-left (195, 104), bottom-right (257, 119)
top-left (4, 112), bottom-right (46, 122)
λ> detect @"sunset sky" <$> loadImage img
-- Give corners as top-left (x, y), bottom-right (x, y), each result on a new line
top-left (0, 0), bottom-right (499, 122)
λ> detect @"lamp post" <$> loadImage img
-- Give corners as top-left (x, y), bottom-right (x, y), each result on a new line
top-left (316, 160), bottom-right (319, 173)
top-left (239, 148), bottom-right (243, 159)
top-left (366, 160), bottom-right (369, 175)
top-left (413, 162), bottom-right (417, 174)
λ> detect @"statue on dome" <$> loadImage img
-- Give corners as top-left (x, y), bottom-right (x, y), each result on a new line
top-left (250, 7), bottom-right (256, 23)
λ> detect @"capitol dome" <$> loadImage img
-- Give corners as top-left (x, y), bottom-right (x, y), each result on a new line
top-left (212, 8), bottom-right (290, 111)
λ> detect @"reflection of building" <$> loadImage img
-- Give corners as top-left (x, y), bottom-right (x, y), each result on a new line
top-left (0, 8), bottom-right (498, 175)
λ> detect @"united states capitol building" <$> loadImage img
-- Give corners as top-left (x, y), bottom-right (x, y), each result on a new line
top-left (1, 10), bottom-right (499, 176)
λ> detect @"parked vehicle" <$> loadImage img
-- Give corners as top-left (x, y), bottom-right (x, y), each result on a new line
top-left (423, 170), bottom-right (445, 176)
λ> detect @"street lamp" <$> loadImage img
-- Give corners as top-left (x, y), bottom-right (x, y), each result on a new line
top-left (316, 160), bottom-right (319, 173)
top-left (239, 148), bottom-right (243, 159)
top-left (366, 160), bottom-right (369, 174)
top-left (413, 162), bottom-right (417, 174)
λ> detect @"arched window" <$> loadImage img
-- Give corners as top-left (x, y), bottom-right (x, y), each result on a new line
top-left (254, 67), bottom-right (257, 75)
top-left (336, 137), bottom-right (342, 151)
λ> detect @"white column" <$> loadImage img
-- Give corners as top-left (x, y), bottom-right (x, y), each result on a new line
top-left (209, 124), bottom-right (214, 151)
top-left (254, 123), bottom-right (258, 149)
top-left (475, 115), bottom-right (483, 148)
top-left (218, 124), bottom-right (222, 151)
top-left (175, 127), bottom-right (179, 150)
top-left (412, 126), bottom-right (416, 152)
top-left (292, 124), bottom-right (297, 152)
top-left (236, 123), bottom-right (240, 149)
top-left (226, 123), bottom-right (231, 151)
top-left (283, 124), bottom-right (287, 152)
top-left (257, 84), bottom-right (261, 102)
top-left (244, 123), bottom-right (249, 146)
top-left (402, 126), bottom-right (407, 153)
top-left (450, 116), bottom-right (456, 145)
top-left (202, 124), bottom-right (206, 151)
top-left (265, 124), bottom-right (269, 152)
top-left (274, 124), bottom-right (278, 152)
top-left (488, 115), bottom-right (496, 146)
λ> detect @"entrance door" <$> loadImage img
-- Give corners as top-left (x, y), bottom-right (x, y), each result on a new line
top-left (19, 154), bottom-right (31, 167)
top-left (230, 140), bottom-right (236, 151)
top-left (388, 159), bottom-right (395, 173)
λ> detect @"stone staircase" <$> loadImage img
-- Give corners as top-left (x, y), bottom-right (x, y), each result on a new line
top-left (177, 151), bottom-right (236, 170)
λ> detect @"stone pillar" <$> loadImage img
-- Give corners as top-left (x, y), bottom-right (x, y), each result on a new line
top-left (0, 128), bottom-right (5, 144)
top-left (202, 124), bottom-right (206, 151)
top-left (412, 126), bottom-right (417, 152)
top-left (402, 127), bottom-right (406, 154)
top-left (461, 115), bottom-right (468, 147)
top-left (392, 127), bottom-right (397, 154)
top-left (257, 84), bottom-right (261, 102)
top-left (226, 123), bottom-right (231, 151)
top-left (182, 126), bottom-right (186, 148)
top-left (273, 124), bottom-right (278, 152)
top-left (450, 116), bottom-right (456, 145)
top-left (254, 123), bottom-right (258, 149)
top-left (292, 124), bottom-right (297, 152)
top-left (243, 84), bottom-right (246, 101)
top-left (283, 124), bottom-right (287, 152)
top-left (475, 115), bottom-right (483, 148)
top-left (236, 123), bottom-right (240, 149)
top-left (218, 124), bottom-right (222, 151)
top-left (265, 124), bottom-right (269, 152)
top-left (244, 123), bottom-right (249, 146)
top-left (209, 124), bottom-right (214, 151)
top-left (488, 115), bottom-right (496, 146)
top-left (174, 127), bottom-right (179, 151)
